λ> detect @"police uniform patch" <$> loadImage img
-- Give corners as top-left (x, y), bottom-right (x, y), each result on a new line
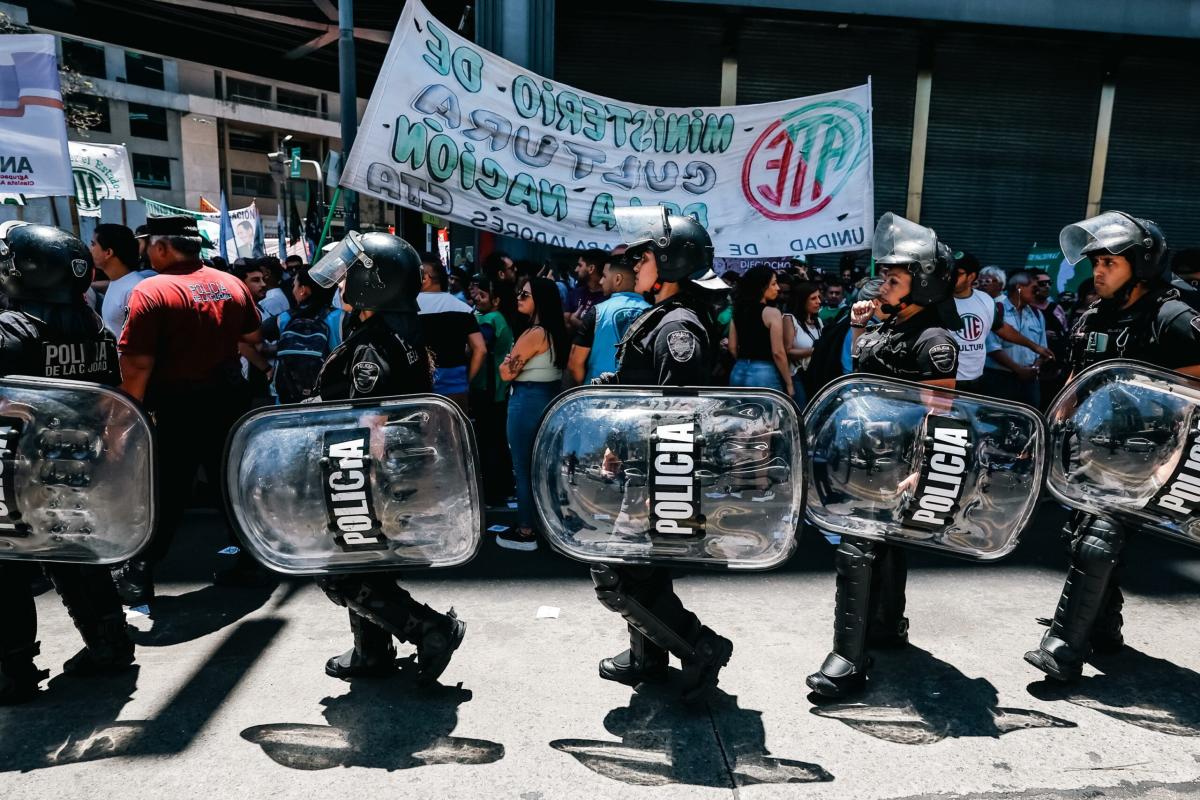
top-left (666, 330), bottom-right (697, 362)
top-left (1191, 316), bottom-right (1200, 336)
top-left (928, 343), bottom-right (956, 374)
top-left (71, 258), bottom-right (89, 278)
top-left (352, 361), bottom-right (381, 393)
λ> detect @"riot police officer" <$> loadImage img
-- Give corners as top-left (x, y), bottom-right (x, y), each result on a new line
top-left (590, 207), bottom-right (735, 701)
top-left (0, 222), bottom-right (134, 704)
top-left (1025, 211), bottom-right (1200, 682)
top-left (308, 232), bottom-right (465, 683)
top-left (807, 213), bottom-right (961, 699)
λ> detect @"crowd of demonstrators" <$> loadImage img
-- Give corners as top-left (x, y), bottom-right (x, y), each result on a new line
top-left (982, 271), bottom-right (1049, 407)
top-left (949, 253), bottom-right (1053, 396)
top-left (567, 251), bottom-right (648, 385)
top-left (417, 253), bottom-right (485, 412)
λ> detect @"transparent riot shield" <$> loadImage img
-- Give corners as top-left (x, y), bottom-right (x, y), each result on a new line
top-left (1046, 360), bottom-right (1200, 546)
top-left (0, 376), bottom-right (155, 565)
top-left (532, 387), bottom-right (803, 570)
top-left (224, 394), bottom-right (482, 575)
top-left (805, 376), bottom-right (1045, 560)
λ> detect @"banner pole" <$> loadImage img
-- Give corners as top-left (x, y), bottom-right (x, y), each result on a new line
top-left (316, 186), bottom-right (342, 255)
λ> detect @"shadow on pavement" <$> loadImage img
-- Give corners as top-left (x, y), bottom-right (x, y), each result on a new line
top-left (241, 657), bottom-right (504, 771)
top-left (0, 618), bottom-right (284, 772)
top-left (551, 682), bottom-right (832, 788)
top-left (132, 579), bottom-right (289, 647)
top-left (810, 645), bottom-right (1076, 745)
top-left (1027, 646), bottom-right (1200, 736)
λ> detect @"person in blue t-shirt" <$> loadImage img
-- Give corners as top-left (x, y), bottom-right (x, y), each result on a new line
top-left (567, 256), bottom-right (650, 384)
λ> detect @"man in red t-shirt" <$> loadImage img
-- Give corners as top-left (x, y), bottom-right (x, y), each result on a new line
top-left (113, 216), bottom-right (263, 603)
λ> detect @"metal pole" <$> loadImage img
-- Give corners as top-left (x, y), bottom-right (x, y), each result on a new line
top-left (338, 0), bottom-right (359, 231)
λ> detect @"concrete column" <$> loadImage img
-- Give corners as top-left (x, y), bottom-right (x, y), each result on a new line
top-left (905, 69), bottom-right (933, 222)
top-left (180, 114), bottom-right (221, 211)
top-left (1085, 79), bottom-right (1116, 217)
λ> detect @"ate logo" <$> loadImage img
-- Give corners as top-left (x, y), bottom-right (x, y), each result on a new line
top-left (960, 313), bottom-right (985, 341)
top-left (741, 100), bottom-right (871, 221)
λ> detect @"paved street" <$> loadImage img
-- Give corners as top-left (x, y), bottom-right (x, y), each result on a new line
top-left (4, 503), bottom-right (1200, 800)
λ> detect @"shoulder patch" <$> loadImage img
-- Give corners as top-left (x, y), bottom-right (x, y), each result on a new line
top-left (352, 360), bottom-right (381, 393)
top-left (927, 342), bottom-right (957, 374)
top-left (1191, 316), bottom-right (1200, 336)
top-left (666, 329), bottom-right (698, 362)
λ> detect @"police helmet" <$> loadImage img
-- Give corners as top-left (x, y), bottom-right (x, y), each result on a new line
top-left (310, 231), bottom-right (422, 313)
top-left (1060, 211), bottom-right (1168, 284)
top-left (0, 222), bottom-right (94, 304)
top-left (614, 206), bottom-right (725, 290)
top-left (871, 213), bottom-right (953, 307)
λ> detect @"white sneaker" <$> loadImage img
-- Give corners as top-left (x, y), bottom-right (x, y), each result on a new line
top-left (497, 528), bottom-right (538, 551)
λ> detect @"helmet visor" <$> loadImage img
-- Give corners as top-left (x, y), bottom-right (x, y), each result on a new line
top-left (310, 230), bottom-right (370, 288)
top-left (615, 206), bottom-right (671, 253)
top-left (1060, 212), bottom-right (1144, 265)
top-left (872, 212), bottom-right (937, 268)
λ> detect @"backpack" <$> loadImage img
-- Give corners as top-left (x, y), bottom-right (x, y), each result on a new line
top-left (272, 308), bottom-right (343, 404)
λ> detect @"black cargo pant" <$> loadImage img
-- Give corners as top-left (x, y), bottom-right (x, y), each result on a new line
top-left (139, 377), bottom-right (251, 565)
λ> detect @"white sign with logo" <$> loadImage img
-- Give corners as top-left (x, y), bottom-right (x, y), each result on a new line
top-left (0, 34), bottom-right (72, 196)
top-left (342, 0), bottom-right (874, 257)
top-left (69, 142), bottom-right (137, 217)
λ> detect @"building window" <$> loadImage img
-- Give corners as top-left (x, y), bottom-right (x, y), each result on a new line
top-left (276, 88), bottom-right (318, 117)
top-left (128, 103), bottom-right (168, 140)
top-left (66, 94), bottom-right (111, 133)
top-left (61, 39), bottom-right (106, 79)
top-left (124, 51), bottom-right (165, 90)
top-left (231, 170), bottom-right (275, 197)
top-left (132, 153), bottom-right (171, 189)
top-left (228, 128), bottom-right (273, 152)
top-left (227, 77), bottom-right (272, 108)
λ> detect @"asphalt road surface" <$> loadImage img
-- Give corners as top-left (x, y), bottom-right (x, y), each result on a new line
top-left (4, 501), bottom-right (1200, 800)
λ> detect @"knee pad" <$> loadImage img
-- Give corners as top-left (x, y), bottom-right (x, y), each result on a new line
top-left (834, 538), bottom-right (876, 577)
top-left (591, 565), bottom-right (626, 614)
top-left (1073, 516), bottom-right (1125, 570)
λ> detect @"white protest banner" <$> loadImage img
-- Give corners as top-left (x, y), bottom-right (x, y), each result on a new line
top-left (144, 198), bottom-right (262, 258)
top-left (341, 0), bottom-right (873, 258)
top-left (0, 34), bottom-right (72, 196)
top-left (69, 141), bottom-right (137, 217)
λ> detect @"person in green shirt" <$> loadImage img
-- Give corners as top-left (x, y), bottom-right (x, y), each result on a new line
top-left (469, 276), bottom-right (516, 505)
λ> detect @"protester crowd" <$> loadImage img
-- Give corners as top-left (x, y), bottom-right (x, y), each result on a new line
top-left (78, 220), bottom-right (1200, 566)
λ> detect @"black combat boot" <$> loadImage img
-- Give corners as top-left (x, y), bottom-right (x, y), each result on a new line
top-left (600, 629), bottom-right (669, 686)
top-left (808, 539), bottom-right (874, 699)
top-left (63, 613), bottom-right (135, 676)
top-left (1025, 517), bottom-right (1123, 682)
top-left (325, 611), bottom-right (397, 679)
top-left (679, 626), bottom-right (734, 703)
top-left (112, 559), bottom-right (154, 606)
top-left (411, 607), bottom-right (466, 685)
top-left (0, 643), bottom-right (49, 705)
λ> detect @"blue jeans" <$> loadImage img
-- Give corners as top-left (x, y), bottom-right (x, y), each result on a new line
top-left (730, 359), bottom-right (786, 394)
top-left (507, 380), bottom-right (560, 528)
